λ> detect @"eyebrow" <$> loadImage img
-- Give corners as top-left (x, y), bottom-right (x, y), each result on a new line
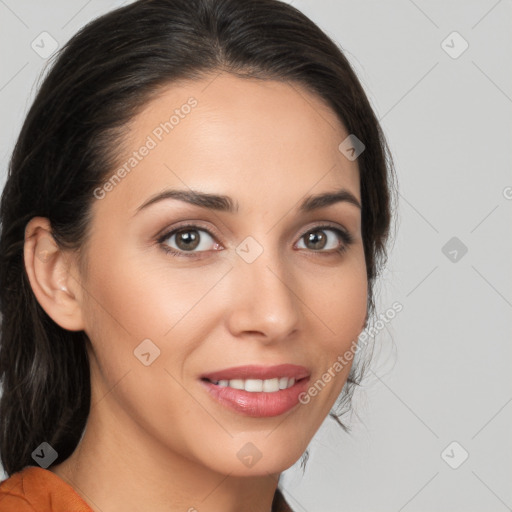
top-left (134, 187), bottom-right (361, 216)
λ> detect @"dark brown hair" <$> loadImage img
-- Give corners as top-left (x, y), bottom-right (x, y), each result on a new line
top-left (0, 0), bottom-right (397, 477)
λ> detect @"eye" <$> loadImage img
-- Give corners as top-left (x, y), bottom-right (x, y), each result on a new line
top-left (158, 225), bottom-right (222, 257)
top-left (296, 225), bottom-right (353, 254)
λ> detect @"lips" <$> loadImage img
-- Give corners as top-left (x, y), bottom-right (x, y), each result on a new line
top-left (200, 364), bottom-right (310, 382)
top-left (199, 364), bottom-right (311, 417)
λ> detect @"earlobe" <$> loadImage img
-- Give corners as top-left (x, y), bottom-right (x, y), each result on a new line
top-left (23, 216), bottom-right (85, 332)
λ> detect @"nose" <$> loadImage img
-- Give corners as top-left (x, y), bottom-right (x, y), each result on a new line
top-left (225, 247), bottom-right (302, 343)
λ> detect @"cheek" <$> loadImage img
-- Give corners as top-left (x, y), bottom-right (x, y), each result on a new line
top-left (80, 245), bottom-right (211, 436)
top-left (82, 238), bottom-right (225, 342)
top-left (306, 249), bottom-right (367, 394)
top-left (80, 238), bottom-right (235, 396)
top-left (314, 249), bottom-right (368, 343)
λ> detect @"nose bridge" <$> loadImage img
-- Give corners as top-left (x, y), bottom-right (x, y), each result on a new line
top-left (227, 238), bottom-right (301, 339)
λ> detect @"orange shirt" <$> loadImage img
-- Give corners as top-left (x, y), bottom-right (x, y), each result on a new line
top-left (0, 465), bottom-right (293, 511)
top-left (0, 466), bottom-right (93, 511)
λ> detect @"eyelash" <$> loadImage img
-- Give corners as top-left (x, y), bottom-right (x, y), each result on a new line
top-left (156, 223), bottom-right (354, 259)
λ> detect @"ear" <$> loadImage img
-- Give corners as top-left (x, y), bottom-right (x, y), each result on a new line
top-left (23, 216), bottom-right (85, 331)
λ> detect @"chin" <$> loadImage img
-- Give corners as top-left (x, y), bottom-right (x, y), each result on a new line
top-left (198, 434), bottom-right (309, 477)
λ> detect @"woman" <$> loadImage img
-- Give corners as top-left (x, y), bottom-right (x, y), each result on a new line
top-left (0, 0), bottom-right (396, 510)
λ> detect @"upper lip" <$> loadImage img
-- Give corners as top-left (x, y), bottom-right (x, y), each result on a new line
top-left (201, 364), bottom-right (310, 382)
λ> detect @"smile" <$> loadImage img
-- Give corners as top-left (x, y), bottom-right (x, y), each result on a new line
top-left (200, 364), bottom-right (311, 417)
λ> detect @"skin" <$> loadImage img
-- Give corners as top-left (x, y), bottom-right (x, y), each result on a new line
top-left (24, 72), bottom-right (367, 512)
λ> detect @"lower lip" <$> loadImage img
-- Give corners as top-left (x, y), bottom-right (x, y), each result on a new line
top-left (200, 378), bottom-right (310, 418)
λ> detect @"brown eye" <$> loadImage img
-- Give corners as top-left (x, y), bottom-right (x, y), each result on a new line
top-left (160, 226), bottom-right (219, 254)
top-left (296, 226), bottom-right (353, 253)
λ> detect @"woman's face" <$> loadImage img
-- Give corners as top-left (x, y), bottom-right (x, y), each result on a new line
top-left (74, 72), bottom-right (367, 476)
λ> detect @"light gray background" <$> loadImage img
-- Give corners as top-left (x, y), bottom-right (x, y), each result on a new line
top-left (1, 1), bottom-right (511, 511)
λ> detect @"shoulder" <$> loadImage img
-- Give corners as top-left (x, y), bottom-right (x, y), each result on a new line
top-left (0, 467), bottom-right (37, 511)
top-left (0, 466), bottom-right (93, 512)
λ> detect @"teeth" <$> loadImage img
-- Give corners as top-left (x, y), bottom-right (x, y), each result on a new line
top-left (262, 378), bottom-right (279, 392)
top-left (212, 377), bottom-right (296, 392)
top-left (229, 379), bottom-right (244, 390)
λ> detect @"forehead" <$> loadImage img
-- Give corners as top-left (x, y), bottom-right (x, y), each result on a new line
top-left (93, 72), bottom-right (360, 218)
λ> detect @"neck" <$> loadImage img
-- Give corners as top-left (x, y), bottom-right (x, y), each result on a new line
top-left (50, 401), bottom-right (281, 512)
